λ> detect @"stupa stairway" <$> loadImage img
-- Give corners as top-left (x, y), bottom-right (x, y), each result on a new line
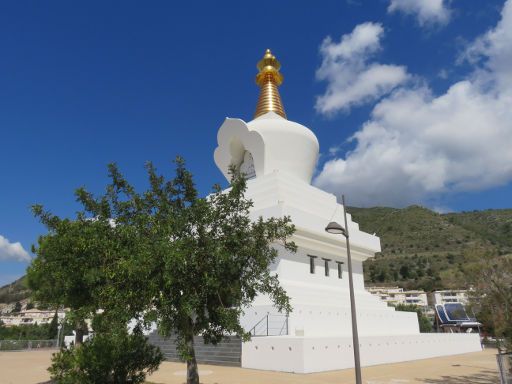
top-left (147, 332), bottom-right (242, 367)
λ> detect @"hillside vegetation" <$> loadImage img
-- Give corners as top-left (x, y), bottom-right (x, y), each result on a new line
top-left (348, 206), bottom-right (511, 291)
top-left (444, 209), bottom-right (512, 251)
top-left (0, 276), bottom-right (30, 304)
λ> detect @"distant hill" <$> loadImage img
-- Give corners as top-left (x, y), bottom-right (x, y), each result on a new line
top-left (348, 206), bottom-right (511, 291)
top-left (0, 276), bottom-right (30, 304)
top-left (444, 209), bottom-right (512, 251)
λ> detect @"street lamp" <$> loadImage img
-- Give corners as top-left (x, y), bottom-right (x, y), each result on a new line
top-left (57, 323), bottom-right (62, 348)
top-left (325, 194), bottom-right (362, 384)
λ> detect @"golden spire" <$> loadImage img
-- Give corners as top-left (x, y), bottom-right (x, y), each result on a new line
top-left (254, 49), bottom-right (287, 119)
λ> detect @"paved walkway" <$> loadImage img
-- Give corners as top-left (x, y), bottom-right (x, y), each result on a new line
top-left (0, 348), bottom-right (499, 384)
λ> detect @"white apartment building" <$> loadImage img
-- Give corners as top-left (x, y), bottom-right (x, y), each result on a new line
top-left (0, 309), bottom-right (66, 327)
top-left (429, 290), bottom-right (469, 306)
top-left (367, 286), bottom-right (429, 308)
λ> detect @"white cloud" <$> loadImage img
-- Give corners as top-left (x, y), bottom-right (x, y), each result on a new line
top-left (462, 0), bottom-right (512, 91)
top-left (438, 68), bottom-right (449, 79)
top-left (388, 0), bottom-right (451, 27)
top-left (0, 235), bottom-right (31, 262)
top-left (314, 0), bottom-right (512, 208)
top-left (315, 22), bottom-right (409, 114)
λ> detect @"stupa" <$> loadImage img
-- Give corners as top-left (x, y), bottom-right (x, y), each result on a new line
top-left (213, 50), bottom-right (481, 373)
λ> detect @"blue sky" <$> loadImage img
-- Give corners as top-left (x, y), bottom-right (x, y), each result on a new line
top-left (1, 0), bottom-right (511, 286)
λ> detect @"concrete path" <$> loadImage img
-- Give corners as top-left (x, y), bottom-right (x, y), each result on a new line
top-left (0, 348), bottom-right (499, 384)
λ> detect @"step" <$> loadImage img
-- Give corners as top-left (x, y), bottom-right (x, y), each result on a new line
top-left (148, 333), bottom-right (242, 367)
top-left (161, 351), bottom-right (240, 358)
top-left (166, 356), bottom-right (240, 362)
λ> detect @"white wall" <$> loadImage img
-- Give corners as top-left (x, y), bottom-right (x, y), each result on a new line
top-left (242, 333), bottom-right (482, 373)
top-left (241, 244), bottom-right (420, 337)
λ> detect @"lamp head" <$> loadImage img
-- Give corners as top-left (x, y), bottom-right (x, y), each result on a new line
top-left (325, 221), bottom-right (346, 236)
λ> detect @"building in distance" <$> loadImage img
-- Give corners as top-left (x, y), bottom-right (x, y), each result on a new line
top-left (428, 290), bottom-right (469, 306)
top-left (0, 308), bottom-right (66, 327)
top-left (367, 286), bottom-right (429, 308)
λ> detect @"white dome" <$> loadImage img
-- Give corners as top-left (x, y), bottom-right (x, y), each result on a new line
top-left (214, 112), bottom-right (319, 184)
top-left (247, 112), bottom-right (319, 183)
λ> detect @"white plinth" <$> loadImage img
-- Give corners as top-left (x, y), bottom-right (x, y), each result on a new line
top-left (242, 334), bottom-right (482, 373)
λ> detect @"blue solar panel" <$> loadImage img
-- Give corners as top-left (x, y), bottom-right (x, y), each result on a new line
top-left (435, 304), bottom-right (456, 325)
top-left (444, 303), bottom-right (470, 321)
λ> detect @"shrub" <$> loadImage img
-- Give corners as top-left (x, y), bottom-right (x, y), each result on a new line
top-left (49, 327), bottom-right (163, 384)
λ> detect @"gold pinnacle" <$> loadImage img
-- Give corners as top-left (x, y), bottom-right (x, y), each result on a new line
top-left (254, 49), bottom-right (287, 119)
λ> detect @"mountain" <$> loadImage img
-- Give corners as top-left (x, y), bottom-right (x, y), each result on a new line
top-left (444, 209), bottom-right (512, 250)
top-left (0, 276), bottom-right (31, 314)
top-left (348, 206), bottom-right (511, 291)
top-left (0, 276), bottom-right (30, 304)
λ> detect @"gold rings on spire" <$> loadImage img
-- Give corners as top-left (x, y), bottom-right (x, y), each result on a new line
top-left (254, 49), bottom-right (287, 119)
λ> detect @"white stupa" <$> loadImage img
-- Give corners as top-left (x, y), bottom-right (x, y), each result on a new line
top-left (213, 50), bottom-right (481, 373)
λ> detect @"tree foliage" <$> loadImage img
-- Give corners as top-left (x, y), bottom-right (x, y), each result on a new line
top-left (29, 157), bottom-right (295, 384)
top-left (48, 311), bottom-right (59, 340)
top-left (0, 323), bottom-right (56, 340)
top-left (468, 256), bottom-right (512, 352)
top-left (12, 301), bottom-right (22, 313)
top-left (27, 215), bottom-right (114, 345)
top-left (74, 158), bottom-right (296, 384)
top-left (49, 323), bottom-right (163, 384)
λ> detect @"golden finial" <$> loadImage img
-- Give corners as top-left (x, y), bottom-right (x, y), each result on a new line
top-left (254, 49), bottom-right (287, 119)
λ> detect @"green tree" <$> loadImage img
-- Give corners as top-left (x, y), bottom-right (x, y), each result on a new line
top-left (468, 256), bottom-right (512, 352)
top-left (12, 301), bottom-right (22, 313)
top-left (48, 311), bottom-right (59, 340)
top-left (73, 159), bottom-right (295, 384)
top-left (28, 183), bottom-right (165, 383)
top-left (27, 213), bottom-right (113, 345)
top-left (0, 323), bottom-right (51, 340)
top-left (49, 320), bottom-right (163, 384)
top-left (399, 264), bottom-right (410, 279)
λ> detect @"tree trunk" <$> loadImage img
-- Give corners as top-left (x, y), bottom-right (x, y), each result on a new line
top-left (74, 321), bottom-right (85, 346)
top-left (186, 336), bottom-right (199, 384)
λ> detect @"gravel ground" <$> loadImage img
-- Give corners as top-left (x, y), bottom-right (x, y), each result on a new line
top-left (0, 347), bottom-right (499, 384)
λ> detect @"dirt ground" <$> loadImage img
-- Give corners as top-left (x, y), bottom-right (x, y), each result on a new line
top-left (0, 347), bottom-right (499, 384)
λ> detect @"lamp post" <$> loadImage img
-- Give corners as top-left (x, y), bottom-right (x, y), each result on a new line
top-left (325, 194), bottom-right (362, 384)
top-left (57, 323), bottom-right (62, 348)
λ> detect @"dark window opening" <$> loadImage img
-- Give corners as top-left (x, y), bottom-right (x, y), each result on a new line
top-left (336, 261), bottom-right (344, 279)
top-left (308, 255), bottom-right (317, 274)
top-left (322, 258), bottom-right (331, 277)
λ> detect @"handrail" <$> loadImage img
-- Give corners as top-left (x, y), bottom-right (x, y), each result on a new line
top-left (278, 316), bottom-right (288, 336)
top-left (249, 312), bottom-right (269, 336)
top-left (248, 312), bottom-right (289, 336)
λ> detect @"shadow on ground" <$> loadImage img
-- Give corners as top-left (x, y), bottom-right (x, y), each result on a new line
top-left (419, 369), bottom-right (498, 384)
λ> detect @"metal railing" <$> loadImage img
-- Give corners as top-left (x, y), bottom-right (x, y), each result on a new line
top-left (249, 313), bottom-right (288, 336)
top-left (497, 352), bottom-right (512, 384)
top-left (0, 339), bottom-right (58, 351)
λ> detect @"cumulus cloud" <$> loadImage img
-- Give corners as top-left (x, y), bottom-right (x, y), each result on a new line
top-left (462, 0), bottom-right (512, 91)
top-left (315, 22), bottom-right (409, 114)
top-left (388, 0), bottom-right (451, 27)
top-left (314, 0), bottom-right (512, 207)
top-left (0, 235), bottom-right (31, 262)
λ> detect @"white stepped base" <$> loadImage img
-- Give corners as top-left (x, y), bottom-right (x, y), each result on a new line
top-left (241, 303), bottom-right (419, 338)
top-left (241, 333), bottom-right (482, 373)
